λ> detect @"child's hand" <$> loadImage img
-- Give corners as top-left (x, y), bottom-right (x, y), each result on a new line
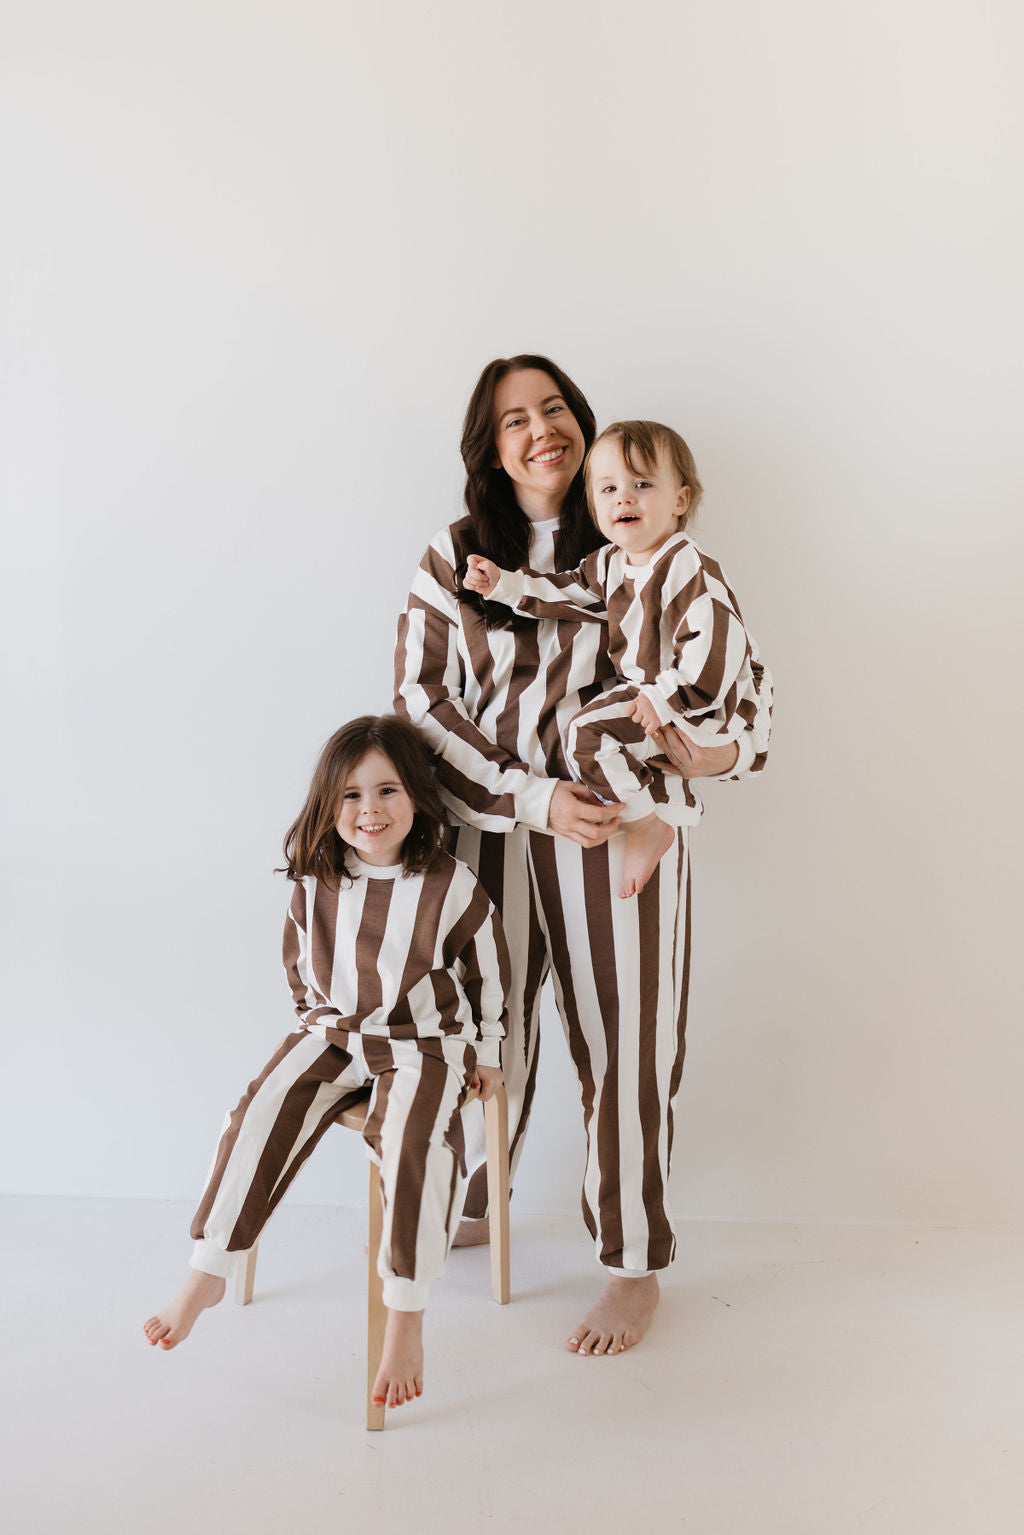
top-left (472, 1063), bottom-right (504, 1102)
top-left (464, 555), bottom-right (499, 596)
top-left (627, 694), bottom-right (664, 739)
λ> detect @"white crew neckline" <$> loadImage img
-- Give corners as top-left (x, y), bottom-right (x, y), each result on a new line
top-left (347, 855), bottom-right (405, 880)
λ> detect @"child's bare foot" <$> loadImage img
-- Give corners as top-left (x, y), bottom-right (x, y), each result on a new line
top-left (619, 813), bottom-right (674, 898)
top-left (451, 1217), bottom-right (490, 1248)
top-left (143, 1269), bottom-right (226, 1350)
top-left (372, 1309), bottom-right (424, 1408)
top-left (566, 1273), bottom-right (660, 1356)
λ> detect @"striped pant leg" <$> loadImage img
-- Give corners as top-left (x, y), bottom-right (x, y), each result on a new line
top-left (527, 825), bottom-right (691, 1272)
top-left (565, 684), bottom-right (664, 822)
top-left (451, 822), bottom-right (548, 1221)
top-left (360, 1036), bottom-right (476, 1310)
top-left (189, 1030), bottom-right (370, 1276)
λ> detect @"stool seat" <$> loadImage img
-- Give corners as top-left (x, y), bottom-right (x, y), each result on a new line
top-left (235, 1081), bottom-right (510, 1429)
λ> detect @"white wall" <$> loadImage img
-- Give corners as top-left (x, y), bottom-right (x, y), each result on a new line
top-left (3, 0), bottom-right (1022, 1225)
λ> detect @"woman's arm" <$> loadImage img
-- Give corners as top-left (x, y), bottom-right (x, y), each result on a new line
top-left (395, 531), bottom-right (559, 832)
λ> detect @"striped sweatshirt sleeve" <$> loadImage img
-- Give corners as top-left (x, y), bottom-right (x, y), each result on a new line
top-left (446, 870), bottom-right (511, 1069)
top-left (488, 550), bottom-right (608, 623)
top-left (395, 529), bottom-right (558, 833)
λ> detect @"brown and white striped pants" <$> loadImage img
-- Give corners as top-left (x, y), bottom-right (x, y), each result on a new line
top-left (189, 1030), bottom-right (475, 1310)
top-left (454, 822), bottom-right (691, 1272)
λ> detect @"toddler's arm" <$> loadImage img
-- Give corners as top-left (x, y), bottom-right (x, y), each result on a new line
top-left (464, 554), bottom-right (500, 595)
top-left (461, 550), bottom-right (608, 624)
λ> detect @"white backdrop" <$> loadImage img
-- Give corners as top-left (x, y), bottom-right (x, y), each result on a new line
top-left (3, 0), bottom-right (1022, 1226)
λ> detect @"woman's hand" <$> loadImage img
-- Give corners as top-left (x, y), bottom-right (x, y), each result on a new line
top-left (547, 781), bottom-right (622, 846)
top-left (472, 1063), bottom-right (504, 1102)
top-left (642, 719), bottom-right (740, 779)
top-left (464, 554), bottom-right (499, 596)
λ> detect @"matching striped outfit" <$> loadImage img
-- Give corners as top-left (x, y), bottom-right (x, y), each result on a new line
top-left (189, 852), bottom-right (509, 1310)
top-left (487, 531), bottom-right (772, 823)
top-left (395, 516), bottom-right (772, 1273)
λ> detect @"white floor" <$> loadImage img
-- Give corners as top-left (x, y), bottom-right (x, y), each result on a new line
top-left (5, 1195), bottom-right (1023, 1535)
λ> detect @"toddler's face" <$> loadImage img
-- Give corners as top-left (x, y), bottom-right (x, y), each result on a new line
top-left (336, 749), bottom-right (415, 867)
top-left (589, 439), bottom-right (689, 565)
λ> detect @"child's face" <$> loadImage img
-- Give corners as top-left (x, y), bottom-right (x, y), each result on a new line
top-left (335, 748), bottom-right (416, 867)
top-left (589, 439), bottom-right (690, 565)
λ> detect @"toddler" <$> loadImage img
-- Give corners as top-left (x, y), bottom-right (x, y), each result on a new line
top-left (465, 421), bottom-right (771, 898)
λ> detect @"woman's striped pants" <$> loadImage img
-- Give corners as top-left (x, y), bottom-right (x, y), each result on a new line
top-left (454, 822), bottom-right (691, 1273)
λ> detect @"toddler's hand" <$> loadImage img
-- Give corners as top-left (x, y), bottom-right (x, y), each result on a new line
top-left (464, 554), bottom-right (499, 596)
top-left (472, 1063), bottom-right (504, 1102)
top-left (626, 694), bottom-right (664, 739)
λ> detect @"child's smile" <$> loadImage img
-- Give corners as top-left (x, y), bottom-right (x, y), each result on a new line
top-left (336, 748), bottom-right (415, 866)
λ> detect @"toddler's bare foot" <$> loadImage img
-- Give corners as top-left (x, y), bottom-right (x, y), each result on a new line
top-left (566, 1273), bottom-right (660, 1356)
top-left (619, 813), bottom-right (674, 898)
top-left (372, 1309), bottom-right (424, 1408)
top-left (143, 1269), bottom-right (226, 1350)
top-left (451, 1217), bottom-right (490, 1248)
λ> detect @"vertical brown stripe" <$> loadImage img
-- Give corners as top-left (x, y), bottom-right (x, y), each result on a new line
top-left (636, 871), bottom-right (668, 1267)
top-left (666, 833), bottom-right (691, 1162)
top-left (354, 880), bottom-right (391, 1014)
top-left (385, 1055), bottom-right (448, 1280)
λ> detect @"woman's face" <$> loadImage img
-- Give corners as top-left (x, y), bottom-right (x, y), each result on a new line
top-left (491, 368), bottom-right (586, 521)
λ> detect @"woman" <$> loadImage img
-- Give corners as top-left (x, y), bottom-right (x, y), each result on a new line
top-left (395, 355), bottom-right (770, 1356)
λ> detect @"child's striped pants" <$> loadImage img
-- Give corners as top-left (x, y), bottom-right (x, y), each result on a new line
top-left (189, 1030), bottom-right (474, 1310)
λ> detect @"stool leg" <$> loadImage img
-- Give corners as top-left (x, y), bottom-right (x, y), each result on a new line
top-left (484, 1085), bottom-right (510, 1304)
top-left (366, 1159), bottom-right (387, 1431)
top-left (235, 1243), bottom-right (259, 1306)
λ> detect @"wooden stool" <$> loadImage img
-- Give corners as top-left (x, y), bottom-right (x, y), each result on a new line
top-left (234, 1081), bottom-right (510, 1430)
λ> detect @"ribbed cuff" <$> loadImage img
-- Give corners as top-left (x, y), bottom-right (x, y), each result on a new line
top-left (382, 1276), bottom-right (431, 1311)
top-left (514, 773), bottom-right (558, 832)
top-left (718, 731), bottom-right (754, 777)
top-left (474, 1035), bottom-right (502, 1070)
top-left (189, 1240), bottom-right (237, 1279)
top-left (619, 787), bottom-right (658, 823)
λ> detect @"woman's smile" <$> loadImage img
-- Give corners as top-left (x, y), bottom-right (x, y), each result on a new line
top-left (492, 367), bottom-right (586, 520)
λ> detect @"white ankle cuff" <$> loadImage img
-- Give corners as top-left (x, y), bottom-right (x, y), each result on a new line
top-left (606, 1266), bottom-right (652, 1279)
top-left (189, 1240), bottom-right (237, 1279)
top-left (382, 1276), bottom-right (431, 1311)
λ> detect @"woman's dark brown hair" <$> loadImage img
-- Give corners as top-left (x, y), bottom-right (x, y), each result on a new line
top-left (459, 353), bottom-right (603, 629)
top-left (282, 715), bottom-right (448, 887)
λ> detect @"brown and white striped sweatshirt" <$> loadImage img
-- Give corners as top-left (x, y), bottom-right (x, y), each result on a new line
top-left (488, 530), bottom-right (773, 753)
top-left (395, 519), bottom-right (770, 832)
top-left (282, 853), bottom-right (509, 1068)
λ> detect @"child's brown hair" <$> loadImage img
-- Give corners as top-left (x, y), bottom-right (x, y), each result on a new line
top-left (584, 420), bottom-right (703, 531)
top-left (282, 715), bottom-right (448, 886)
